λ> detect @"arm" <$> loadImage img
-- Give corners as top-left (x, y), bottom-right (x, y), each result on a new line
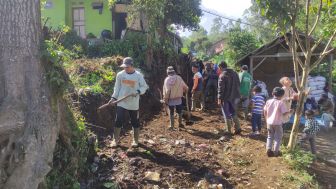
top-left (217, 74), bottom-right (225, 101)
top-left (192, 76), bottom-right (199, 92)
top-left (138, 74), bottom-right (149, 95)
top-left (181, 79), bottom-right (189, 93)
top-left (112, 73), bottom-right (121, 100)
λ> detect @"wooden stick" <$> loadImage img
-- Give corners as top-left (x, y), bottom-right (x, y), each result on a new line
top-left (98, 94), bottom-right (134, 111)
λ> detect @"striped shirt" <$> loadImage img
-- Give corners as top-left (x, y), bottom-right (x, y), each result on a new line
top-left (304, 118), bottom-right (320, 135)
top-left (252, 94), bottom-right (265, 114)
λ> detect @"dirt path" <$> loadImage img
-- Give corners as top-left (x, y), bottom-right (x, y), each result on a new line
top-left (309, 127), bottom-right (336, 188)
top-left (92, 107), bottom-right (334, 188)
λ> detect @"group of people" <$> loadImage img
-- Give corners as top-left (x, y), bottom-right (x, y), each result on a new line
top-left (109, 57), bottom-right (335, 157)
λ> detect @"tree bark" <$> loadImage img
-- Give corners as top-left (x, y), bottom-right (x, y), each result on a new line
top-left (0, 0), bottom-right (59, 188)
top-left (287, 70), bottom-right (309, 150)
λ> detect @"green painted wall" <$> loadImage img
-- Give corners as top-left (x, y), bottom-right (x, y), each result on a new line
top-left (42, 0), bottom-right (113, 37)
top-left (42, 0), bottom-right (67, 29)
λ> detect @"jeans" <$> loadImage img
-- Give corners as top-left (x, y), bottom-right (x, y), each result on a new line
top-left (299, 133), bottom-right (316, 154)
top-left (115, 106), bottom-right (140, 128)
top-left (252, 113), bottom-right (262, 132)
top-left (266, 124), bottom-right (283, 153)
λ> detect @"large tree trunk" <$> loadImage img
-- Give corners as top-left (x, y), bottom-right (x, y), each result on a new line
top-left (0, 0), bottom-right (59, 188)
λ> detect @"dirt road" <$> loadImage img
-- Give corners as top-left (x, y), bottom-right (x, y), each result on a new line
top-left (90, 105), bottom-right (335, 188)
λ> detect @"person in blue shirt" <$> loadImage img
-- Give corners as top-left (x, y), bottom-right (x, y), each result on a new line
top-left (251, 85), bottom-right (265, 135)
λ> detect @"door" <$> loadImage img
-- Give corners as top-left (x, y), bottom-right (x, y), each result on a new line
top-left (73, 7), bottom-right (86, 38)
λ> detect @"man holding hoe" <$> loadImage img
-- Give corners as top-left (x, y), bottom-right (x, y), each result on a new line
top-left (109, 57), bottom-right (149, 148)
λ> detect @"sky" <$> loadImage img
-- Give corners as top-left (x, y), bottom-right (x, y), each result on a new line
top-left (179, 0), bottom-right (252, 36)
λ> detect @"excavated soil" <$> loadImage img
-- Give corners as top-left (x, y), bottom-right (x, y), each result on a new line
top-left (86, 103), bottom-right (336, 189)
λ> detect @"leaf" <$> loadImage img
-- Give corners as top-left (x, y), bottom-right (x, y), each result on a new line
top-left (103, 182), bottom-right (117, 188)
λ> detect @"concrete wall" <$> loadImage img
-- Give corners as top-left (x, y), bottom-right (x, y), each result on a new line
top-left (42, 0), bottom-right (113, 37)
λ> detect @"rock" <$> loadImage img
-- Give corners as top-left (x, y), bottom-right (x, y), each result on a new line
top-left (175, 139), bottom-right (186, 145)
top-left (198, 144), bottom-right (208, 149)
top-left (197, 179), bottom-right (209, 188)
top-left (144, 171), bottom-right (161, 182)
top-left (147, 139), bottom-right (155, 145)
top-left (159, 138), bottom-right (167, 143)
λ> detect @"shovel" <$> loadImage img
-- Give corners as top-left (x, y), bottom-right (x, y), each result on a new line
top-left (98, 94), bottom-right (134, 111)
top-left (158, 88), bottom-right (168, 115)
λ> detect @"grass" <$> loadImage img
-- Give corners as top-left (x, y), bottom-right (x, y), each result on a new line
top-left (281, 146), bottom-right (318, 188)
top-left (64, 57), bottom-right (122, 95)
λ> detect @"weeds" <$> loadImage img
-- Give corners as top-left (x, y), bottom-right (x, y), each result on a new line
top-left (281, 146), bottom-right (317, 188)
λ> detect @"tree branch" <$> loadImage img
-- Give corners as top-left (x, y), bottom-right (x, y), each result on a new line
top-left (294, 30), bottom-right (306, 55)
top-left (311, 37), bottom-right (323, 53)
top-left (305, 0), bottom-right (311, 54)
top-left (292, 0), bottom-right (301, 90)
top-left (309, 0), bottom-right (322, 36)
top-left (310, 30), bottom-right (336, 69)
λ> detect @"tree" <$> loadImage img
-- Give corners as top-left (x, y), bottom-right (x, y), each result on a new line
top-left (225, 25), bottom-right (261, 63)
top-left (255, 0), bottom-right (336, 150)
top-left (210, 17), bottom-right (224, 35)
top-left (0, 0), bottom-right (59, 188)
top-left (243, 2), bottom-right (276, 43)
top-left (127, 0), bottom-right (202, 67)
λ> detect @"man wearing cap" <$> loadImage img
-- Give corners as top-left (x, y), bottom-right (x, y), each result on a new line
top-left (110, 57), bottom-right (149, 148)
top-left (162, 66), bottom-right (188, 130)
top-left (239, 65), bottom-right (253, 120)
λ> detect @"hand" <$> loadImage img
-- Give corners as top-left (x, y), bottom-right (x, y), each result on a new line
top-left (108, 98), bottom-right (116, 105)
top-left (160, 99), bottom-right (166, 104)
top-left (191, 89), bottom-right (195, 94)
top-left (290, 109), bottom-right (295, 113)
top-left (218, 99), bottom-right (222, 106)
top-left (131, 93), bottom-right (138, 97)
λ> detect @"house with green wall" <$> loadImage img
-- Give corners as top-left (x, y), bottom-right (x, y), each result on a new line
top-left (42, 0), bottom-right (131, 39)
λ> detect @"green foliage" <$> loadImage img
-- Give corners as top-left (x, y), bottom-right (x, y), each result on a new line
top-left (226, 25), bottom-right (261, 63)
top-left (129, 0), bottom-right (202, 31)
top-left (46, 104), bottom-right (93, 189)
top-left (59, 30), bottom-right (88, 57)
top-left (255, 0), bottom-right (336, 40)
top-left (282, 146), bottom-right (314, 171)
top-left (243, 2), bottom-right (276, 43)
top-left (87, 32), bottom-right (146, 65)
top-left (65, 57), bottom-right (121, 95)
top-left (103, 182), bottom-right (119, 189)
top-left (281, 146), bottom-right (317, 188)
top-left (42, 39), bottom-right (78, 94)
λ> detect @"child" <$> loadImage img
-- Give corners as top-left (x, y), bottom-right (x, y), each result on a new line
top-left (279, 77), bottom-right (297, 123)
top-left (321, 112), bottom-right (335, 130)
top-left (298, 110), bottom-right (320, 154)
top-left (251, 85), bottom-right (265, 135)
top-left (264, 87), bottom-right (293, 157)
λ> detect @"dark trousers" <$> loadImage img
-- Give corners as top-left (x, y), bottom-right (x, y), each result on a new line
top-left (221, 100), bottom-right (235, 119)
top-left (115, 106), bottom-right (140, 128)
top-left (252, 113), bottom-right (262, 132)
top-left (299, 133), bottom-right (316, 154)
top-left (204, 79), bottom-right (217, 103)
top-left (169, 104), bottom-right (182, 116)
